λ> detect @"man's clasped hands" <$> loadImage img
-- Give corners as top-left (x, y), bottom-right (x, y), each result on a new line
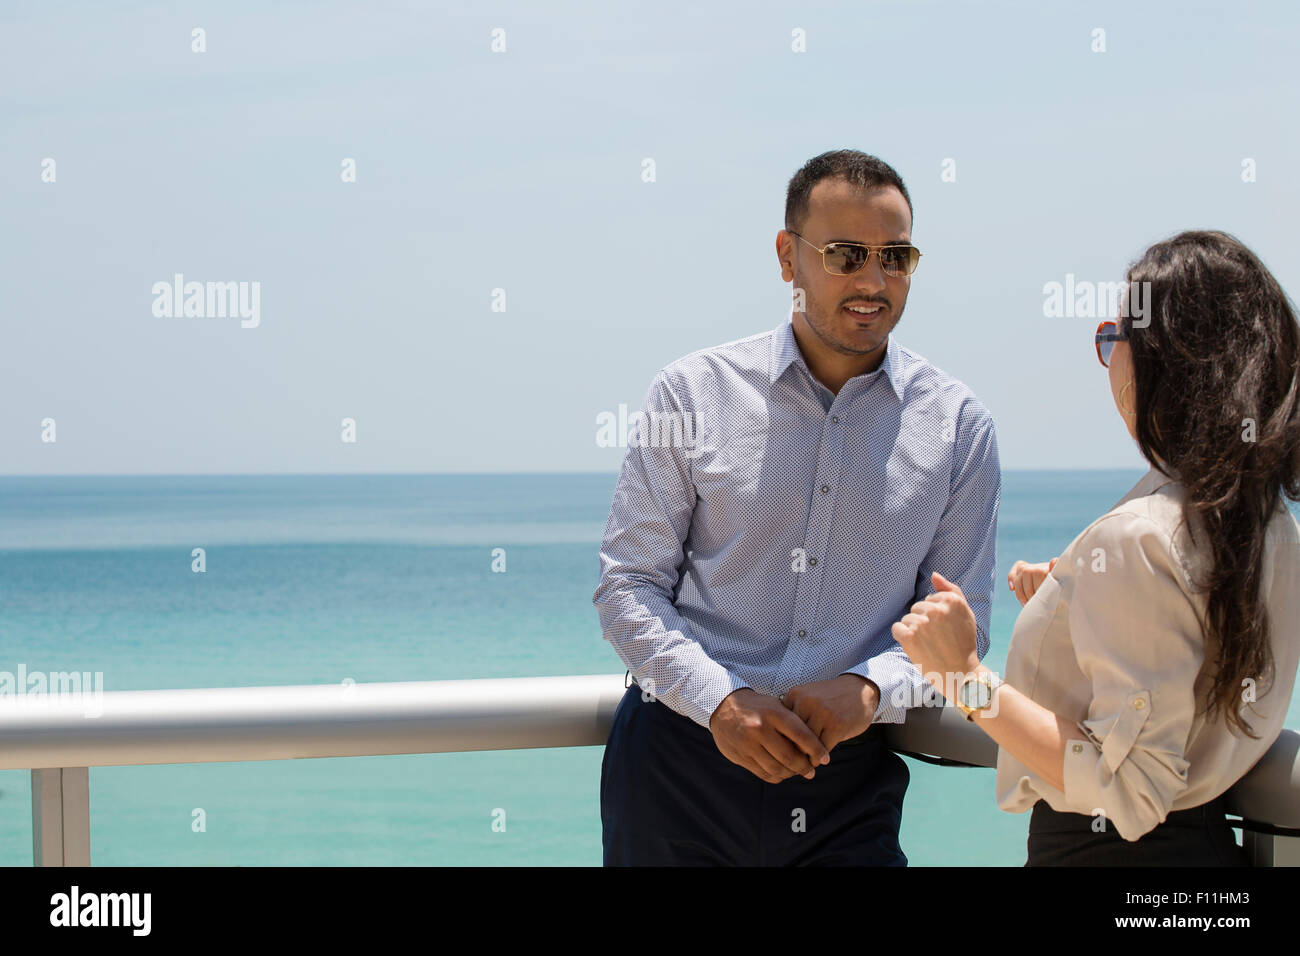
top-left (707, 558), bottom-right (1058, 784)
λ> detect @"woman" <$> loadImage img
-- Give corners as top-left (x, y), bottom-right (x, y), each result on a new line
top-left (892, 230), bottom-right (1300, 865)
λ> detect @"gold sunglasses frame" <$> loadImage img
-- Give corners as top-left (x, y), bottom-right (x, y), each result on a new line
top-left (787, 230), bottom-right (922, 277)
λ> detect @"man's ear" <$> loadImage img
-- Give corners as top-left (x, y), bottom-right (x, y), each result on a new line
top-left (776, 232), bottom-right (795, 281)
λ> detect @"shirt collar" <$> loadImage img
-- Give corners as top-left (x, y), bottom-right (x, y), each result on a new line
top-left (768, 314), bottom-right (905, 401)
top-left (1113, 463), bottom-right (1177, 510)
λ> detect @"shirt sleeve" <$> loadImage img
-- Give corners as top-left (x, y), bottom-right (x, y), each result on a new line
top-left (1059, 511), bottom-right (1203, 840)
top-left (592, 370), bottom-right (751, 728)
top-left (843, 412), bottom-right (1002, 724)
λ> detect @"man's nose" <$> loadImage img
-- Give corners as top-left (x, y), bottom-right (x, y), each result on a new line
top-left (852, 252), bottom-right (888, 295)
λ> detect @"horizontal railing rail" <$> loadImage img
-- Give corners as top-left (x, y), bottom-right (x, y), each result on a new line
top-left (1, 674), bottom-right (1295, 866)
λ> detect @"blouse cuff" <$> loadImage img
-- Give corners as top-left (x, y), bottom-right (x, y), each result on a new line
top-left (1061, 689), bottom-right (1168, 840)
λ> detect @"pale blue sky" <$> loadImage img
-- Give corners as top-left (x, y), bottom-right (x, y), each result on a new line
top-left (3, 0), bottom-right (1297, 474)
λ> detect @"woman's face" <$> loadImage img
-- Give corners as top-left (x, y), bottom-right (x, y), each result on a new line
top-left (1108, 338), bottom-right (1137, 439)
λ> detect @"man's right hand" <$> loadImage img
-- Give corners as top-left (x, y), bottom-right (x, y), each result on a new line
top-left (708, 688), bottom-right (831, 784)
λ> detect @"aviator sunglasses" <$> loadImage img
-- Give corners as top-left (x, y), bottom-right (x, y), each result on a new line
top-left (787, 230), bottom-right (922, 277)
top-left (1095, 320), bottom-right (1129, 368)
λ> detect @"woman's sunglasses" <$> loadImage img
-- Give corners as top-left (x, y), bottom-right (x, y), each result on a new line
top-left (787, 230), bottom-right (922, 277)
top-left (1095, 320), bottom-right (1129, 368)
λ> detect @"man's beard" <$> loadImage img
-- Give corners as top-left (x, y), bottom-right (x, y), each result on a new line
top-left (806, 301), bottom-right (899, 356)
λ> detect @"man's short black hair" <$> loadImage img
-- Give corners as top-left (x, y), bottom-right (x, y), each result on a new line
top-left (784, 150), bottom-right (913, 234)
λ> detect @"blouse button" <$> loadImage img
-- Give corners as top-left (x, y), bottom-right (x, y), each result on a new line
top-left (1134, 698), bottom-right (1146, 710)
top-left (1072, 743), bottom-right (1083, 754)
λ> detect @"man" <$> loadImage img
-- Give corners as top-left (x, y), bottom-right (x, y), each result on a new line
top-left (593, 149), bottom-right (1001, 866)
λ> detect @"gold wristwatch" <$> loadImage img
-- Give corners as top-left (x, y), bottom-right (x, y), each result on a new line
top-left (955, 670), bottom-right (1003, 721)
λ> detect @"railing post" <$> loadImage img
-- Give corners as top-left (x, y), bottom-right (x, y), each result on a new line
top-left (1243, 829), bottom-right (1300, 867)
top-left (31, 767), bottom-right (91, 867)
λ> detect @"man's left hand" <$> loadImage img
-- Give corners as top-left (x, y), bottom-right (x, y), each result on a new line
top-left (781, 674), bottom-right (879, 754)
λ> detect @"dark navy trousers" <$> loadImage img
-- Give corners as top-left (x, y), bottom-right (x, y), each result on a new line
top-left (601, 684), bottom-right (910, 866)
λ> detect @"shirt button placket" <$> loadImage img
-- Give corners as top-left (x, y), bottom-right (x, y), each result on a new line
top-left (788, 404), bottom-right (846, 679)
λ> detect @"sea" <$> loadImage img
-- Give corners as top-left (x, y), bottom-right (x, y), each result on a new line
top-left (1, 472), bottom-right (1296, 866)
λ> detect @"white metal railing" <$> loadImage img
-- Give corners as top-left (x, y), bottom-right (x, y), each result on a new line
top-left (1, 674), bottom-right (1296, 866)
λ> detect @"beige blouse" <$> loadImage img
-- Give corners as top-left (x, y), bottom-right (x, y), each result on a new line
top-left (996, 466), bottom-right (1300, 841)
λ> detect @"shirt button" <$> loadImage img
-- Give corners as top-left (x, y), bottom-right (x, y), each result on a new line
top-left (808, 557), bottom-right (817, 566)
top-left (820, 484), bottom-right (830, 493)
top-left (1134, 699), bottom-right (1145, 710)
top-left (831, 415), bottom-right (839, 423)
top-left (797, 628), bottom-right (807, 638)
top-left (1072, 743), bottom-right (1083, 754)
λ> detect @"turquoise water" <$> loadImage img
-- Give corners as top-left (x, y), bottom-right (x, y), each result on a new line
top-left (0, 472), bottom-right (1296, 866)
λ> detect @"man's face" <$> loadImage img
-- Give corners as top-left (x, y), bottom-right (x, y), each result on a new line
top-left (780, 178), bottom-right (914, 362)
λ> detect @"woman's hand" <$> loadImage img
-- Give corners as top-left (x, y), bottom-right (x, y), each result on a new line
top-left (1007, 558), bottom-right (1058, 607)
top-left (890, 571), bottom-right (981, 696)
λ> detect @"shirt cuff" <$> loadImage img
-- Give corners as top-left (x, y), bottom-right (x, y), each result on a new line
top-left (1061, 735), bottom-right (1130, 834)
top-left (842, 655), bottom-right (930, 725)
top-left (659, 661), bottom-right (753, 730)
top-left (1059, 690), bottom-right (1185, 841)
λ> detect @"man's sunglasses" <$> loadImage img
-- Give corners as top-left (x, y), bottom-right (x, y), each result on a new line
top-left (787, 230), bottom-right (922, 277)
top-left (1095, 320), bottom-right (1129, 368)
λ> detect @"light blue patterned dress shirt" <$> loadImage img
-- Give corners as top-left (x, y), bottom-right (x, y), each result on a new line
top-left (593, 313), bottom-right (1001, 729)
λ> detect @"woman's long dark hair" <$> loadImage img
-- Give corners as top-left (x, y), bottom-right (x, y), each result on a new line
top-left (1123, 230), bottom-right (1300, 737)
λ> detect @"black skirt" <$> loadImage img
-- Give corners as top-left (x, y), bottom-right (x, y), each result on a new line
top-left (1026, 794), bottom-right (1249, 866)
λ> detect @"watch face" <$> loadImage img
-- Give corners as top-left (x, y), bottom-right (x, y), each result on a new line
top-left (960, 677), bottom-right (991, 709)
